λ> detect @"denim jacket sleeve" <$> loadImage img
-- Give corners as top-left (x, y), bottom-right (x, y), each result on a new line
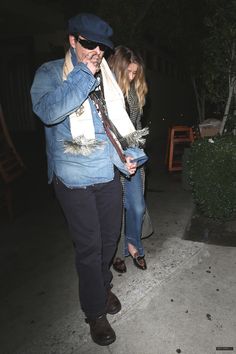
top-left (30, 60), bottom-right (98, 125)
top-left (124, 147), bottom-right (148, 167)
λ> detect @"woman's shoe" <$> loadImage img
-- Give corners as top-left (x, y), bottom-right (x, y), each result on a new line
top-left (113, 257), bottom-right (127, 273)
top-left (132, 252), bottom-right (147, 270)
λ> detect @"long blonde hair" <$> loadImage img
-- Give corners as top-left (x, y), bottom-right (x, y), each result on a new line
top-left (108, 45), bottom-right (148, 111)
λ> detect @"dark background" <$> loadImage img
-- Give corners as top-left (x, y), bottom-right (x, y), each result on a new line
top-left (0, 0), bottom-right (197, 150)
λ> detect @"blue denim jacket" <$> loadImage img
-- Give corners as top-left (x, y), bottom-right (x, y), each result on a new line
top-left (30, 59), bottom-right (148, 188)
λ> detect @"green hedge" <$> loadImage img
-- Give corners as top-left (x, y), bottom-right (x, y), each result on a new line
top-left (183, 135), bottom-right (236, 220)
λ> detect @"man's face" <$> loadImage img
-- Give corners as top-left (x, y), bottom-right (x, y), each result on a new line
top-left (69, 35), bottom-right (105, 72)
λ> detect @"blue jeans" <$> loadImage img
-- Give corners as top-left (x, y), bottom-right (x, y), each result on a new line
top-left (124, 168), bottom-right (145, 257)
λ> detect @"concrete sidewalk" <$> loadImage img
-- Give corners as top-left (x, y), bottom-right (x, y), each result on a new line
top-left (87, 243), bottom-right (236, 354)
top-left (1, 161), bottom-right (236, 354)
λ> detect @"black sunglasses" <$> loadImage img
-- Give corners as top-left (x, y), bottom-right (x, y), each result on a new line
top-left (74, 36), bottom-right (107, 52)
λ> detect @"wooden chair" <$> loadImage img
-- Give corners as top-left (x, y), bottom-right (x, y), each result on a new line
top-left (166, 125), bottom-right (194, 172)
top-left (0, 104), bottom-right (25, 219)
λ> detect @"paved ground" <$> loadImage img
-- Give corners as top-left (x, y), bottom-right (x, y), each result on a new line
top-left (1, 136), bottom-right (236, 354)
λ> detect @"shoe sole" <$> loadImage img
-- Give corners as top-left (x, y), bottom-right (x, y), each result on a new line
top-left (91, 334), bottom-right (116, 346)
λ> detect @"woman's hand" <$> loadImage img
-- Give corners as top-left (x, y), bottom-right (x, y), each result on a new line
top-left (125, 156), bottom-right (137, 175)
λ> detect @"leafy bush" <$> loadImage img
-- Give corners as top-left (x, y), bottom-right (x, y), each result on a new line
top-left (184, 135), bottom-right (236, 220)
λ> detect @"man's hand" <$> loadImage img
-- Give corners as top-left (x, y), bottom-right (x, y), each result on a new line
top-left (125, 156), bottom-right (137, 175)
top-left (79, 52), bottom-right (102, 75)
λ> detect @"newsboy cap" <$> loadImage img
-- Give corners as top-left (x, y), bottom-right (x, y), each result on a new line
top-left (68, 13), bottom-right (114, 49)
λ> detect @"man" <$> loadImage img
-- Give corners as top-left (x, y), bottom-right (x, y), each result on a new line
top-left (31, 13), bottom-right (147, 346)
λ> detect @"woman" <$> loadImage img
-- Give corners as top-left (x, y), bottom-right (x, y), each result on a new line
top-left (108, 45), bottom-right (150, 272)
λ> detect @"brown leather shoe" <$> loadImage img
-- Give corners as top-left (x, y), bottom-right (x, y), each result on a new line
top-left (106, 289), bottom-right (121, 315)
top-left (113, 257), bottom-right (127, 273)
top-left (86, 314), bottom-right (116, 346)
top-left (132, 253), bottom-right (147, 270)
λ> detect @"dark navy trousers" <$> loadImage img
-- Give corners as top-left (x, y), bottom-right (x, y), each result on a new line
top-left (53, 169), bottom-right (122, 319)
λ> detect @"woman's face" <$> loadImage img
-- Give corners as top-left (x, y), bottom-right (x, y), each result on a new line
top-left (127, 63), bottom-right (138, 82)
